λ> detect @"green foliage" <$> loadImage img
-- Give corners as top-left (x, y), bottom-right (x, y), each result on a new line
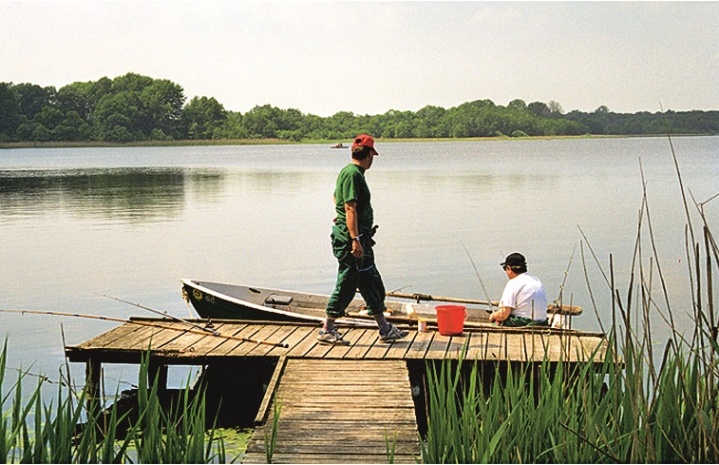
top-left (0, 73), bottom-right (186, 143)
top-left (0, 346), bottom-right (226, 463)
top-left (263, 397), bottom-right (282, 463)
top-left (1, 73), bottom-right (717, 144)
top-left (0, 83), bottom-right (21, 140)
top-left (421, 337), bottom-right (718, 463)
top-left (182, 96), bottom-right (227, 140)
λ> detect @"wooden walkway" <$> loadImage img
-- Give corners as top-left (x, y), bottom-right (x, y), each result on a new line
top-left (65, 319), bottom-right (608, 464)
top-left (243, 358), bottom-right (420, 464)
top-left (65, 318), bottom-right (608, 364)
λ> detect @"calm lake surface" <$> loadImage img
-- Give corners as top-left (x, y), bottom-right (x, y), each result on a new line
top-left (1, 137), bottom-right (718, 394)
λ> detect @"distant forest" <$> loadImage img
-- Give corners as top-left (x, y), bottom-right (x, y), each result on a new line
top-left (1, 72), bottom-right (717, 143)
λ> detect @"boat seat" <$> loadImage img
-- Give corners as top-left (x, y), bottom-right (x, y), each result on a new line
top-left (264, 295), bottom-right (294, 306)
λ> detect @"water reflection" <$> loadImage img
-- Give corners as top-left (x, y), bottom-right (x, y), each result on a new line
top-left (0, 168), bottom-right (224, 221)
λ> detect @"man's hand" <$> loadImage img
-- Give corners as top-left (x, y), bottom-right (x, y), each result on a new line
top-left (489, 306), bottom-right (512, 324)
top-left (345, 200), bottom-right (363, 258)
top-left (351, 239), bottom-right (364, 258)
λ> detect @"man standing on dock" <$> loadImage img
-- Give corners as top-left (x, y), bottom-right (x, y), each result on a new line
top-left (490, 253), bottom-right (549, 327)
top-left (318, 134), bottom-right (409, 345)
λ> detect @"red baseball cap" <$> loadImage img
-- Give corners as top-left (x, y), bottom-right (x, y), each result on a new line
top-left (352, 133), bottom-right (379, 155)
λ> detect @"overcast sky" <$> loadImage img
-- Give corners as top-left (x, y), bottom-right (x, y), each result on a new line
top-left (2, 1), bottom-right (717, 116)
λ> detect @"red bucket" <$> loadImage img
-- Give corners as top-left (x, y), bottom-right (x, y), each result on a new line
top-left (435, 305), bottom-right (466, 336)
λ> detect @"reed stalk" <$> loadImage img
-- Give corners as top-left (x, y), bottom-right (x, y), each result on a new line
top-left (0, 346), bottom-right (227, 463)
top-left (422, 327), bottom-right (717, 462)
top-left (263, 396), bottom-right (282, 463)
top-left (384, 430), bottom-right (398, 464)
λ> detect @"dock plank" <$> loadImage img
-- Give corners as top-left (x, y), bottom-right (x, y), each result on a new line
top-left (258, 325), bottom-right (304, 357)
top-left (262, 326), bottom-right (304, 357)
top-left (243, 358), bottom-right (420, 464)
top-left (483, 331), bottom-right (504, 360)
top-left (76, 322), bottom-right (145, 350)
top-left (213, 325), bottom-right (275, 357)
top-left (241, 325), bottom-right (287, 357)
top-left (464, 333), bottom-right (485, 360)
top-left (383, 331), bottom-right (417, 359)
top-left (405, 331), bottom-right (435, 359)
top-left (284, 326), bottom-right (327, 358)
top-left (66, 319), bottom-right (608, 365)
top-left (173, 322), bottom-right (248, 357)
top-left (362, 334), bottom-right (395, 359)
top-left (445, 333), bottom-right (470, 360)
top-left (424, 333), bottom-right (452, 360)
top-left (140, 323), bottom-right (200, 352)
top-left (341, 328), bottom-right (379, 359)
top-left (124, 324), bottom-right (176, 351)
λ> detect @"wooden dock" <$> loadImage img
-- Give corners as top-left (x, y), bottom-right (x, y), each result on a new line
top-left (65, 318), bottom-right (608, 464)
top-left (65, 318), bottom-right (607, 364)
top-left (243, 358), bottom-right (420, 463)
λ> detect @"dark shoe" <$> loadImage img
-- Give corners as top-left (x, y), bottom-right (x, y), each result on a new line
top-left (379, 324), bottom-right (409, 343)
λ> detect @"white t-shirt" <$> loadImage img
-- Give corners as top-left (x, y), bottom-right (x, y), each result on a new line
top-left (499, 272), bottom-right (548, 320)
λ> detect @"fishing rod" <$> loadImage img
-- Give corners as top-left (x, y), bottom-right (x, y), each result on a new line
top-left (556, 244), bottom-right (577, 305)
top-left (386, 244), bottom-right (498, 313)
top-left (6, 366), bottom-right (67, 386)
top-left (344, 284), bottom-right (414, 315)
top-left (3, 365), bottom-right (137, 390)
top-left (98, 293), bottom-right (221, 336)
top-left (386, 290), bottom-right (582, 316)
top-left (0, 309), bottom-right (289, 348)
top-left (386, 291), bottom-right (496, 310)
top-left (461, 241), bottom-right (496, 311)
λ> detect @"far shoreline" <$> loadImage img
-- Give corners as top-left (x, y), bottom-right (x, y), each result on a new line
top-left (0, 133), bottom-right (712, 150)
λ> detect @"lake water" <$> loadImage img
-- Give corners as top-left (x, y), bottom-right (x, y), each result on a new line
top-left (1, 137), bottom-right (717, 395)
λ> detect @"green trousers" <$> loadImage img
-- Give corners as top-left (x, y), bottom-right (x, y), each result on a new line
top-left (325, 225), bottom-right (386, 318)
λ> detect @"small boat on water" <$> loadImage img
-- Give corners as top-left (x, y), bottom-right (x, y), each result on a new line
top-left (331, 142), bottom-right (347, 148)
top-left (181, 279), bottom-right (581, 329)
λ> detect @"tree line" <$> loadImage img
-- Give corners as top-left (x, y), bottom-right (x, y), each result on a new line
top-left (1, 72), bottom-right (717, 144)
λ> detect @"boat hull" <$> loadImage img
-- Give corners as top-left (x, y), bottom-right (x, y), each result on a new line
top-left (181, 279), bottom-right (491, 327)
top-left (181, 279), bottom-right (568, 328)
top-left (182, 280), bottom-right (329, 323)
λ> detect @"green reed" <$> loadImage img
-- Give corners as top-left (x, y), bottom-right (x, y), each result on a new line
top-left (263, 396), bottom-right (282, 464)
top-left (0, 347), bottom-right (227, 463)
top-left (421, 141), bottom-right (718, 463)
top-left (422, 322), bottom-right (717, 462)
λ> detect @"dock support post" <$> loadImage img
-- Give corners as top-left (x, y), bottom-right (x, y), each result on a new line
top-left (85, 358), bottom-right (102, 415)
top-left (149, 360), bottom-right (168, 395)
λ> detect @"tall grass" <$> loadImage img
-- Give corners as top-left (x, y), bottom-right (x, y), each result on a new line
top-left (422, 141), bottom-right (718, 463)
top-left (0, 348), bottom-right (227, 463)
top-left (422, 335), bottom-right (717, 463)
top-left (263, 396), bottom-right (282, 464)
